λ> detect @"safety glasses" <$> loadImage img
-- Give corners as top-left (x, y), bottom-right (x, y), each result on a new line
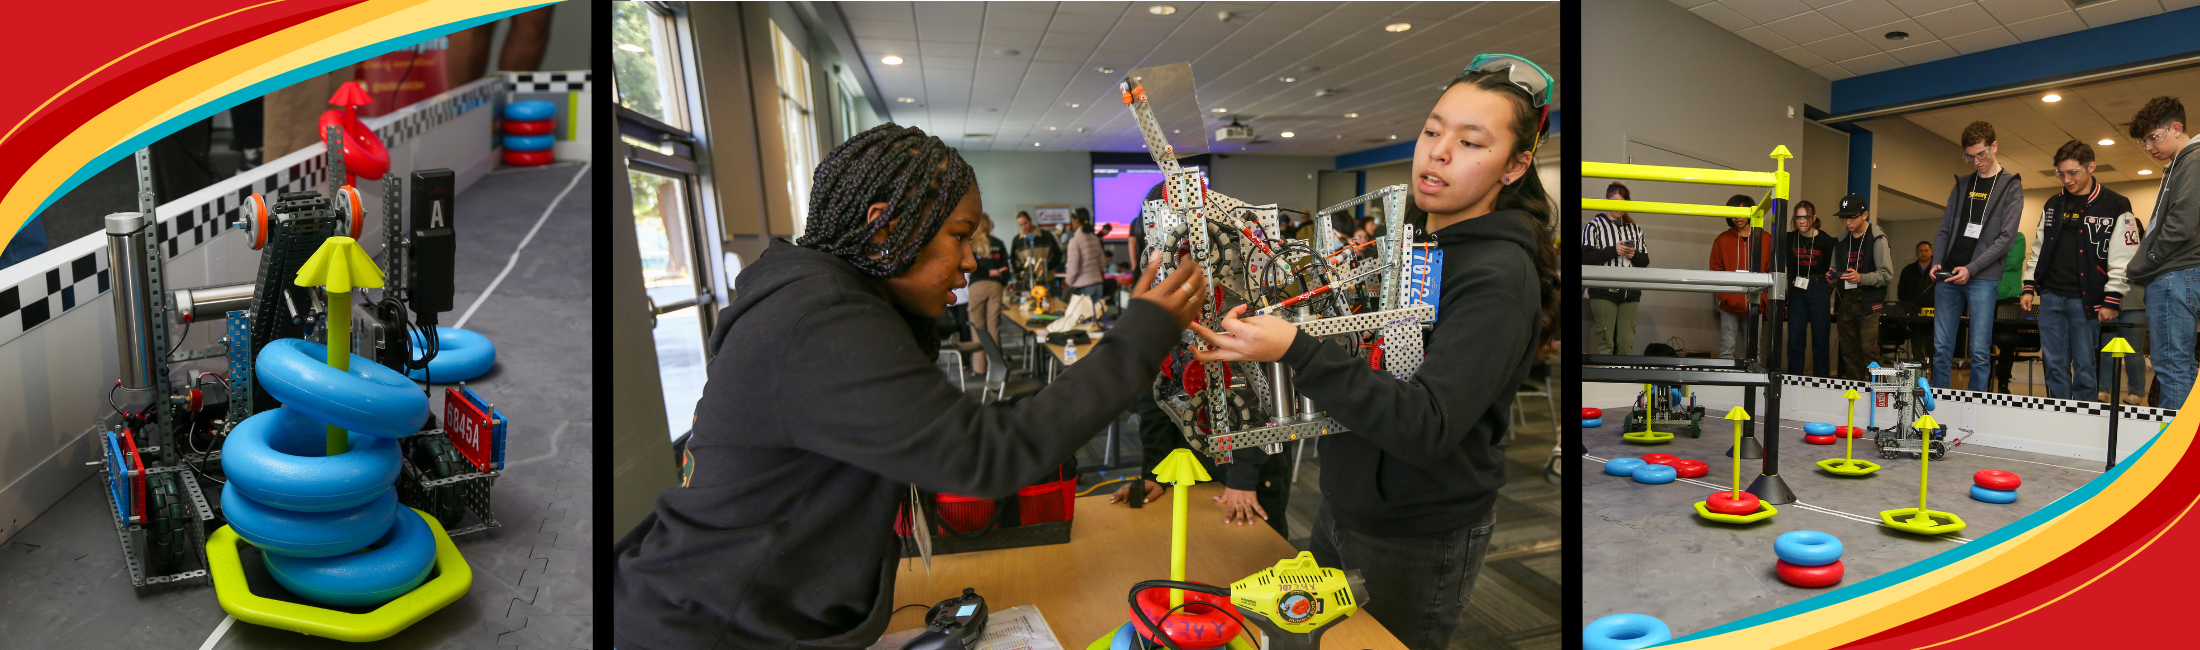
top-left (1465, 53), bottom-right (1553, 110)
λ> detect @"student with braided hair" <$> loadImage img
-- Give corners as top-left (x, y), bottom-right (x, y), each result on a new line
top-left (1186, 55), bottom-right (1560, 650)
top-left (613, 123), bottom-right (1209, 650)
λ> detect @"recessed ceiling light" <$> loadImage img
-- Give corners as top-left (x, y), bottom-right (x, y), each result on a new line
top-left (2043, 94), bottom-right (2061, 102)
top-left (1047, 126), bottom-right (1058, 131)
top-left (2140, 169), bottom-right (2154, 175)
top-left (896, 97), bottom-right (915, 103)
top-left (1098, 67), bottom-right (1116, 74)
top-left (2101, 138), bottom-right (2115, 146)
top-left (1884, 31), bottom-right (1908, 40)
top-left (996, 49), bottom-right (1021, 57)
top-left (1069, 103), bottom-right (1081, 108)
top-left (1212, 107), bottom-right (1228, 113)
top-left (1344, 112), bottom-right (1359, 118)
top-left (984, 107), bottom-right (998, 112)
top-left (617, 43), bottom-right (646, 53)
top-left (1281, 76), bottom-right (1297, 83)
top-left (1385, 22), bottom-right (1412, 32)
top-left (1034, 142), bottom-right (1043, 146)
top-left (1281, 131), bottom-right (1296, 138)
top-left (881, 55), bottom-right (904, 65)
top-left (1149, 4), bottom-right (1176, 15)
top-left (1389, 134), bottom-right (1398, 140)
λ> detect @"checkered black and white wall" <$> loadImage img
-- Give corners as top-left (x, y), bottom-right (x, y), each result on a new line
top-left (1782, 373), bottom-right (2177, 424)
top-left (503, 70), bottom-right (590, 94)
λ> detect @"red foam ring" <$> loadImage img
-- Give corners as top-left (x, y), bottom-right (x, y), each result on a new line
top-left (1706, 490), bottom-right (1759, 515)
top-left (1975, 469), bottom-right (2022, 490)
top-left (503, 149), bottom-right (555, 166)
top-left (1777, 559), bottom-right (1844, 588)
top-left (1804, 434), bottom-right (1837, 445)
top-left (1131, 584), bottom-right (1242, 649)
top-left (1642, 453), bottom-right (1679, 465)
top-left (1671, 460), bottom-right (1709, 478)
top-left (1583, 407), bottom-right (1605, 419)
top-left (1836, 425), bottom-right (1866, 438)
top-left (503, 118), bottom-right (556, 135)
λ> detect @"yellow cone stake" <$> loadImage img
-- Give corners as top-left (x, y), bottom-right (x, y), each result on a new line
top-left (1844, 389), bottom-right (1857, 460)
top-left (1880, 413), bottom-right (1965, 534)
top-left (1152, 448), bottom-right (1211, 608)
top-left (1819, 389), bottom-right (1881, 475)
top-left (294, 236), bottom-right (385, 455)
top-left (1695, 406), bottom-right (1775, 523)
top-left (1727, 406), bottom-right (1747, 499)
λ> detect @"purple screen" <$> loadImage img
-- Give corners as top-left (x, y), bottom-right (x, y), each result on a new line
top-left (1092, 165), bottom-right (1198, 233)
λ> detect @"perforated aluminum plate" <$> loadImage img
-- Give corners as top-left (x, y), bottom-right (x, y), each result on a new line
top-left (1208, 418), bottom-right (1347, 460)
top-left (1381, 320), bottom-right (1425, 379)
top-left (1294, 303), bottom-right (1435, 338)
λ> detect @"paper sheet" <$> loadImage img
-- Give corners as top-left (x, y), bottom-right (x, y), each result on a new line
top-left (867, 604), bottom-right (1065, 650)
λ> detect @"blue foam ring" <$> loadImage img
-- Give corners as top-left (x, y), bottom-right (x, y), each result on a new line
top-left (1630, 463), bottom-right (1676, 484)
top-left (1584, 418), bottom-right (1603, 428)
top-left (263, 507), bottom-right (437, 607)
top-left (1110, 621), bottom-right (1140, 650)
top-left (503, 99), bottom-right (556, 121)
top-left (104, 431), bottom-right (130, 521)
top-left (1774, 530), bottom-right (1844, 566)
top-left (256, 339), bottom-right (428, 439)
top-left (1584, 613), bottom-right (1672, 650)
top-left (1603, 458), bottom-right (1645, 476)
top-left (1804, 422), bottom-right (1835, 435)
top-left (502, 133), bottom-right (555, 152)
top-left (222, 484), bottom-right (398, 558)
top-left (221, 407), bottom-right (400, 512)
top-left (407, 326), bottom-right (498, 382)
top-left (1917, 377), bottom-right (1937, 411)
top-left (1971, 485), bottom-right (2019, 504)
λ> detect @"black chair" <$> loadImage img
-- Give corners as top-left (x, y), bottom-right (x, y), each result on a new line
top-left (973, 328), bottom-right (1044, 404)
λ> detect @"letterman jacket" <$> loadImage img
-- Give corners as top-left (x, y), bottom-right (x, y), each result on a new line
top-left (2021, 181), bottom-right (2140, 314)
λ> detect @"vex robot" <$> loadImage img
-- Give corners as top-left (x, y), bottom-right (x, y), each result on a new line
top-left (1120, 63), bottom-right (1438, 464)
top-left (92, 124), bottom-right (506, 598)
top-left (1868, 362), bottom-right (1946, 460)
top-left (1625, 383), bottom-right (1705, 438)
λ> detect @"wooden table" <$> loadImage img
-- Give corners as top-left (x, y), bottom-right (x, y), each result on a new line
top-left (887, 483), bottom-right (1407, 650)
top-left (1003, 298), bottom-right (1066, 375)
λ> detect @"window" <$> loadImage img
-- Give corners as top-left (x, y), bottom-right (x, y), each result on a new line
top-left (771, 21), bottom-right (818, 241)
top-left (613, 1), bottom-right (687, 130)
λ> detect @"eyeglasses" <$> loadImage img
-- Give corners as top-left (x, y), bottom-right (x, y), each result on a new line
top-left (2143, 127), bottom-right (2178, 145)
top-left (1960, 148), bottom-right (1995, 164)
top-left (2054, 168), bottom-right (2088, 179)
top-left (1464, 53), bottom-right (1552, 109)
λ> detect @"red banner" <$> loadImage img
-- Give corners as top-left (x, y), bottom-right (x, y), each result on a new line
top-left (351, 38), bottom-right (448, 118)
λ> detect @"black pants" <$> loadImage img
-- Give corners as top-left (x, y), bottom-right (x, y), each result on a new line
top-left (1311, 505), bottom-right (1496, 650)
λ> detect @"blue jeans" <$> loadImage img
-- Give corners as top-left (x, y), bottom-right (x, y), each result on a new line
top-left (1933, 278), bottom-right (2000, 390)
top-left (2037, 293), bottom-right (2099, 400)
top-left (2099, 308), bottom-right (2147, 397)
top-left (1312, 505), bottom-right (1494, 650)
top-left (1787, 281), bottom-right (1832, 377)
top-left (2148, 268), bottom-right (2200, 409)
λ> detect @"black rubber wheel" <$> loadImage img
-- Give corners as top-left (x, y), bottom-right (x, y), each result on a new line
top-left (144, 472), bottom-right (189, 577)
top-left (1930, 440), bottom-right (1947, 462)
top-left (407, 435), bottom-right (468, 527)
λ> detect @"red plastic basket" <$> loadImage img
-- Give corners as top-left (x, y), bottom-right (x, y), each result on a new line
top-left (1015, 477), bottom-right (1075, 526)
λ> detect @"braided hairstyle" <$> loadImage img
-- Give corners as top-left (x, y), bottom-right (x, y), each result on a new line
top-left (796, 123), bottom-right (976, 277)
top-left (1406, 65), bottom-right (1561, 354)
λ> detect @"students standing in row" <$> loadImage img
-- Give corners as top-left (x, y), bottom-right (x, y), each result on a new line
top-left (2019, 140), bottom-right (2140, 401)
top-left (1584, 182), bottom-right (1646, 355)
top-left (1785, 200), bottom-right (1836, 376)
top-left (1830, 194), bottom-right (1892, 380)
top-left (1931, 121), bottom-right (2025, 390)
top-left (1709, 195), bottom-right (1772, 359)
top-left (2126, 97), bottom-right (2200, 409)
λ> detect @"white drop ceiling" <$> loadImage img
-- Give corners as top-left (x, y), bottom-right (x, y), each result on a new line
top-left (1667, 0), bottom-right (2196, 80)
top-left (1896, 65), bottom-right (2200, 185)
top-left (830, 1), bottom-right (1560, 155)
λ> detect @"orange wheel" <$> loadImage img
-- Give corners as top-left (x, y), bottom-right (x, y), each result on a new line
top-left (247, 194), bottom-right (270, 250)
top-left (339, 185), bottom-right (364, 239)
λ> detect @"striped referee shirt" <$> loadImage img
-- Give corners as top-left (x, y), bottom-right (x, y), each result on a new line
top-left (1583, 213), bottom-right (1647, 302)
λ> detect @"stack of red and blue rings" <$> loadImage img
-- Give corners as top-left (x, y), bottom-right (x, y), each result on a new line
top-left (502, 100), bottom-right (557, 166)
top-left (1971, 469), bottom-right (2021, 503)
top-left (1773, 530), bottom-right (1844, 588)
top-left (1583, 407), bottom-right (1603, 429)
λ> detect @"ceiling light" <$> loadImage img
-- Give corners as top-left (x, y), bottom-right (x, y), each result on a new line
top-left (2043, 94), bottom-right (2061, 102)
top-left (2140, 169), bottom-right (2154, 175)
top-left (896, 97), bottom-right (915, 103)
top-left (2101, 139), bottom-right (2115, 146)
top-left (1212, 107), bottom-right (1228, 113)
top-left (617, 43), bottom-right (646, 53)
top-left (1047, 126), bottom-right (1058, 131)
top-left (1389, 134), bottom-right (1398, 140)
top-left (1149, 4), bottom-right (1176, 15)
top-left (1034, 142), bottom-right (1043, 146)
top-left (1069, 103), bottom-right (1081, 108)
top-left (996, 49), bottom-right (1021, 57)
top-left (1281, 131), bottom-right (1296, 138)
top-left (1884, 31), bottom-right (1908, 40)
top-left (984, 107), bottom-right (998, 112)
top-left (881, 55), bottom-right (904, 65)
top-left (1281, 76), bottom-right (1297, 83)
top-left (1098, 67), bottom-right (1116, 74)
top-left (1385, 22), bottom-right (1412, 32)
top-left (1344, 112), bottom-right (1359, 118)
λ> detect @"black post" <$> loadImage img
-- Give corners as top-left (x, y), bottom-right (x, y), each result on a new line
top-left (1732, 385), bottom-right (1764, 459)
top-left (2108, 352), bottom-right (2122, 472)
top-left (1750, 376), bottom-right (1795, 504)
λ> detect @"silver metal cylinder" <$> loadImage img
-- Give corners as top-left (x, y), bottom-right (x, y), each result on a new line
top-left (171, 282), bottom-right (254, 324)
top-left (1266, 361), bottom-right (1295, 424)
top-left (106, 213), bottom-right (157, 390)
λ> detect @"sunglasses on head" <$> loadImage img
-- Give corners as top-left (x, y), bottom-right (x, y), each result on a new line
top-left (1462, 53), bottom-right (1554, 157)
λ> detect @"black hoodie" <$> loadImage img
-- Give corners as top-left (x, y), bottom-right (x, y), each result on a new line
top-left (613, 238), bottom-right (1182, 650)
top-left (1279, 209), bottom-right (1544, 536)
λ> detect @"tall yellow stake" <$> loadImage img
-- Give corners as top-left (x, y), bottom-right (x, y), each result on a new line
top-left (1152, 448), bottom-right (1211, 608)
top-left (294, 236), bottom-right (384, 456)
top-left (1726, 406), bottom-right (1750, 499)
top-left (1843, 388), bottom-right (1858, 461)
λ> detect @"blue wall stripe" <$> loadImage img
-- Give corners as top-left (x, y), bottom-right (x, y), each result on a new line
top-left (1830, 7), bottom-right (2200, 115)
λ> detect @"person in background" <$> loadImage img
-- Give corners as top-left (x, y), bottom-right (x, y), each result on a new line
top-left (1709, 195), bottom-right (1772, 359)
top-left (2126, 96), bottom-right (2200, 409)
top-left (2020, 140), bottom-right (2139, 401)
top-left (1009, 211), bottom-right (1061, 293)
top-left (1895, 241), bottom-right (1938, 361)
top-left (1063, 208), bottom-right (1106, 304)
top-left (1786, 200), bottom-right (1837, 377)
top-left (1293, 210), bottom-right (1318, 241)
top-left (967, 212), bottom-right (1010, 374)
top-left (1582, 182), bottom-right (1646, 355)
top-left (1989, 232), bottom-right (2027, 393)
top-left (1931, 120), bottom-right (2025, 390)
top-left (1831, 194), bottom-right (1893, 380)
